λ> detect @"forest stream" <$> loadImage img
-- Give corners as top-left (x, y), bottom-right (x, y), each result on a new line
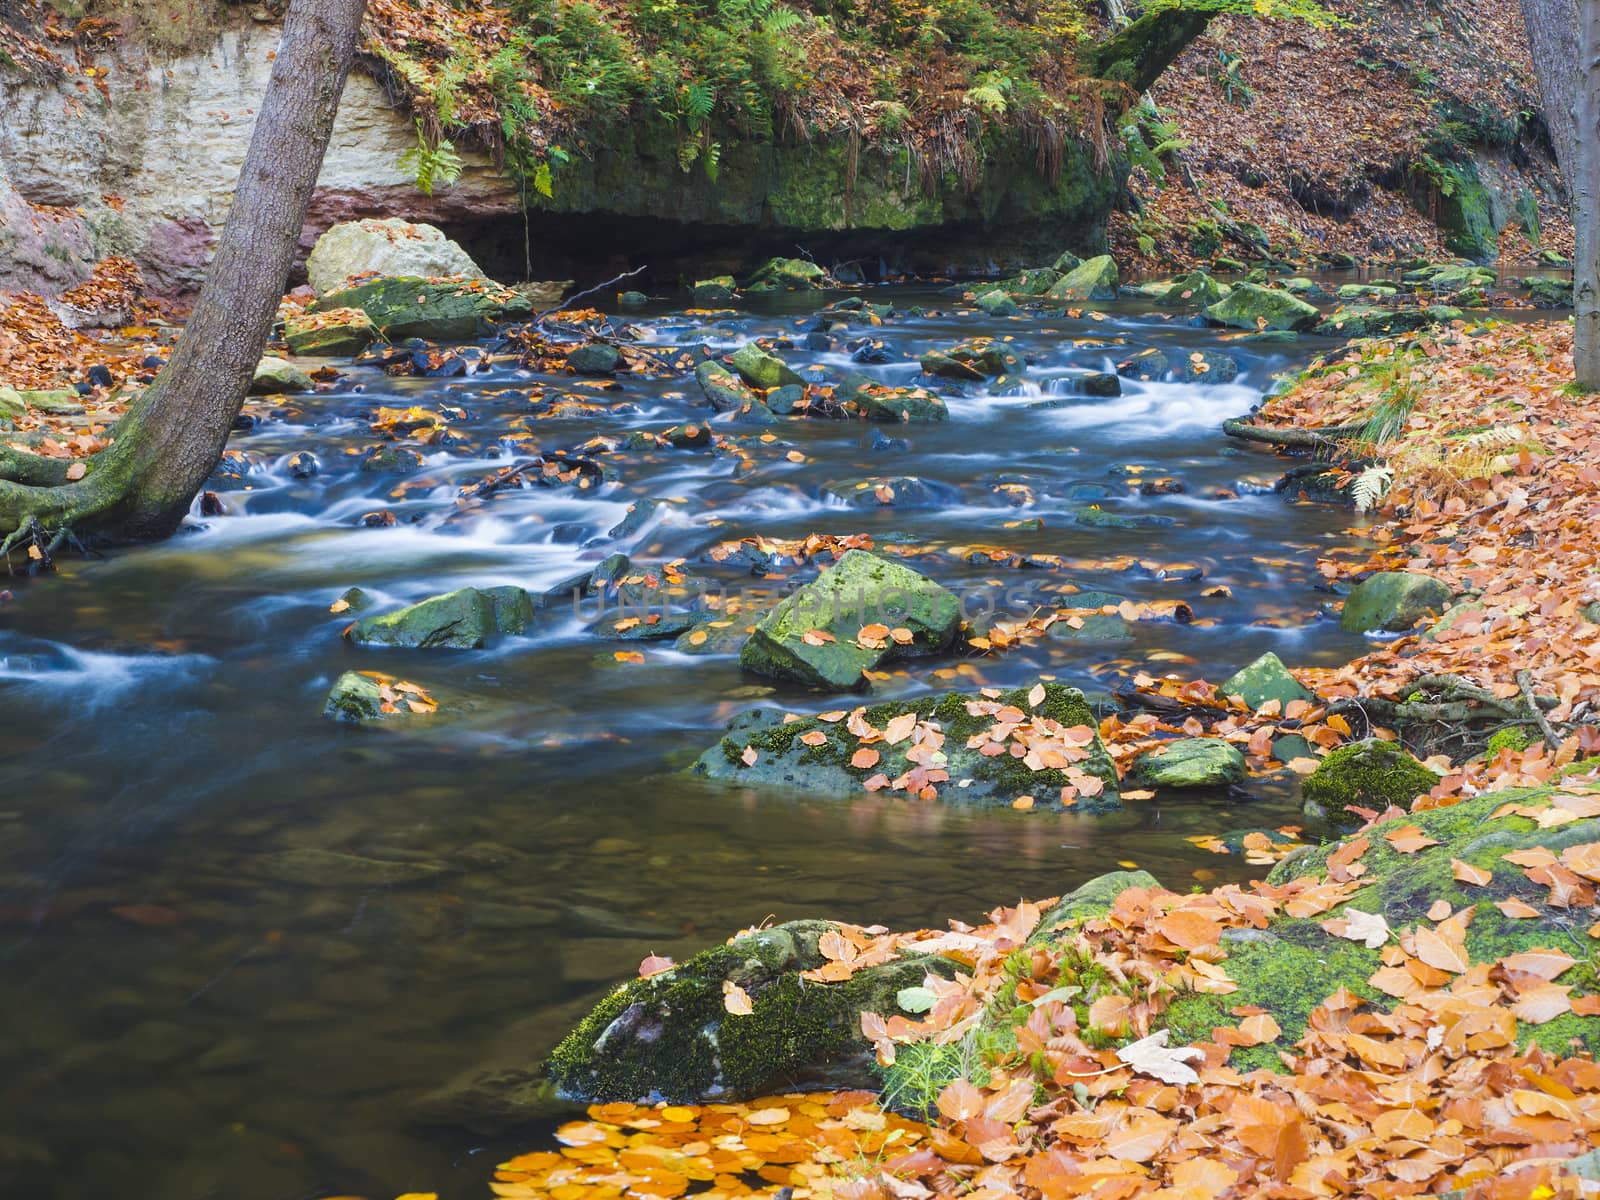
top-left (0, 282), bottom-right (1423, 1199)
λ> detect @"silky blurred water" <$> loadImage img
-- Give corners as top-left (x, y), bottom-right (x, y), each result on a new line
top-left (0, 285), bottom-right (1378, 1199)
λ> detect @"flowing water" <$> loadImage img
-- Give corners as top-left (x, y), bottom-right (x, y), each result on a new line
top-left (0, 286), bottom-right (1380, 1199)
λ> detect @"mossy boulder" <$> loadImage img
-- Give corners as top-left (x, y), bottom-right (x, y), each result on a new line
top-left (1203, 282), bottom-right (1319, 332)
top-left (738, 550), bottom-right (960, 689)
top-left (1047, 254), bottom-right (1119, 302)
top-left (250, 356), bottom-right (313, 395)
top-left (1300, 739), bottom-right (1439, 821)
top-left (1217, 652), bottom-right (1315, 712)
top-left (567, 343), bottom-right (623, 375)
top-left (973, 289), bottom-right (1020, 317)
top-left (1132, 738), bottom-right (1246, 788)
top-left (746, 257), bottom-right (830, 291)
top-left (1151, 270), bottom-right (1224, 308)
top-left (999, 267), bottom-right (1061, 296)
top-left (1339, 571), bottom-right (1454, 633)
top-left (695, 682), bottom-right (1120, 811)
top-left (729, 344), bottom-right (804, 390)
top-left (694, 360), bottom-right (761, 413)
top-left (343, 586), bottom-right (535, 650)
top-left (1034, 870), bottom-right (1161, 930)
top-left (1523, 277), bottom-right (1574, 308)
top-left (283, 309), bottom-right (378, 356)
top-left (312, 276), bottom-right (532, 341)
top-left (919, 340), bottom-right (1022, 380)
top-left (1428, 263), bottom-right (1496, 293)
top-left (1313, 305), bottom-right (1463, 339)
top-left (1164, 786), bottom-right (1600, 1068)
top-left (305, 218), bottom-right (487, 296)
top-left (546, 919), bottom-right (960, 1102)
top-left (853, 385), bottom-right (948, 423)
top-left (322, 670), bottom-right (444, 722)
top-left (1045, 612), bottom-right (1133, 644)
top-left (692, 277), bottom-right (738, 304)
top-left (0, 386), bottom-right (25, 421)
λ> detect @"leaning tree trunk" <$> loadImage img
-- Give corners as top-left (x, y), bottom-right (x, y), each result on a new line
top-left (1520, 0), bottom-right (1600, 387)
top-left (1521, 0), bottom-right (1579, 174)
top-left (1578, 0), bottom-right (1600, 387)
top-left (0, 0), bottom-right (367, 549)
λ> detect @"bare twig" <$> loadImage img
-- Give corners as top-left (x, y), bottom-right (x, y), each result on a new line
top-left (535, 265), bottom-right (648, 323)
top-left (1517, 669), bottom-right (1563, 750)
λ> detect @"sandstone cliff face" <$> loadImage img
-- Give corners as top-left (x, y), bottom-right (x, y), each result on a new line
top-left (0, 26), bottom-right (517, 297)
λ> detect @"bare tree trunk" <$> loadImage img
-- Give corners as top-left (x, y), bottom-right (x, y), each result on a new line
top-left (1521, 0), bottom-right (1579, 174)
top-left (1578, 0), bottom-right (1600, 387)
top-left (0, 0), bottom-right (367, 549)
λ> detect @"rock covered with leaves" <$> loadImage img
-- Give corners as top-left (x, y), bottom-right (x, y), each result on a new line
top-left (697, 682), bottom-right (1120, 811)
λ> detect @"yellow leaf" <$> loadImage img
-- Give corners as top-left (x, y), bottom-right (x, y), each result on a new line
top-left (722, 980), bottom-right (754, 1016)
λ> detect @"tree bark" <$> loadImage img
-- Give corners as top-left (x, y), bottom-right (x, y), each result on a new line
top-left (1521, 0), bottom-right (1579, 175)
top-left (0, 0), bottom-right (367, 548)
top-left (1577, 0), bottom-right (1600, 387)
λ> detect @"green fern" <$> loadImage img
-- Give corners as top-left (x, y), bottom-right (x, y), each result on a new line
top-left (398, 122), bottom-right (465, 197)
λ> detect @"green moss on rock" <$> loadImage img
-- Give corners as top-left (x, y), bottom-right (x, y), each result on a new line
top-left (1300, 739), bottom-right (1439, 821)
top-left (1339, 571), bottom-right (1454, 633)
top-left (545, 920), bottom-right (958, 1102)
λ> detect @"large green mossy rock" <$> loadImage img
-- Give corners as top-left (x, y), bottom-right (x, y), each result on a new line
top-left (1428, 263), bottom-right (1497, 293)
top-left (1150, 270), bottom-right (1224, 308)
top-left (1166, 786), bottom-right (1600, 1069)
top-left (1523, 276), bottom-right (1573, 308)
top-left (692, 277), bottom-right (738, 304)
top-left (1217, 652), bottom-right (1314, 712)
top-left (853, 385), bottom-right (948, 423)
top-left (546, 919), bottom-right (960, 1103)
top-left (1339, 571), bottom-right (1454, 633)
top-left (1132, 738), bottom-right (1246, 788)
top-left (1046, 254), bottom-right (1119, 302)
top-left (1300, 739), bottom-right (1439, 821)
top-left (344, 586), bottom-right (535, 650)
top-left (695, 682), bottom-right (1120, 811)
top-left (738, 550), bottom-right (960, 690)
top-left (729, 344), bottom-right (804, 390)
top-left (305, 218), bottom-right (488, 296)
top-left (283, 309), bottom-right (379, 356)
top-left (312, 276), bottom-right (532, 341)
top-left (1203, 282), bottom-right (1319, 331)
top-left (999, 267), bottom-right (1061, 296)
top-left (746, 257), bottom-right (830, 291)
top-left (1313, 305), bottom-right (1463, 339)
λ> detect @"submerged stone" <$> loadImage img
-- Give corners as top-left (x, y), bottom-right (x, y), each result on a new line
top-left (256, 847), bottom-right (451, 887)
top-left (696, 682), bottom-right (1120, 809)
top-left (1133, 738), bottom-right (1247, 788)
top-left (1339, 571), bottom-right (1454, 633)
top-left (738, 549), bottom-right (960, 690)
top-left (344, 586), bottom-right (534, 650)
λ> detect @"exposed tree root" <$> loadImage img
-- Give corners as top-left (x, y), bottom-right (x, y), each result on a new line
top-left (1222, 416), bottom-right (1365, 448)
